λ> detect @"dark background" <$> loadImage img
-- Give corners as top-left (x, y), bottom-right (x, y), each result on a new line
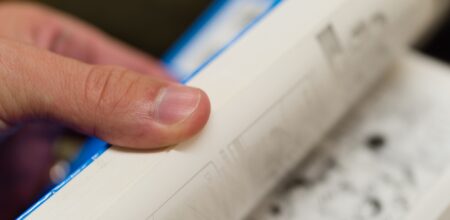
top-left (38, 0), bottom-right (212, 57)
top-left (421, 12), bottom-right (450, 62)
top-left (34, 0), bottom-right (450, 63)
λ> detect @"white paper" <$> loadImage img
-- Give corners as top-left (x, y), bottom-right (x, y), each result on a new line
top-left (248, 51), bottom-right (450, 220)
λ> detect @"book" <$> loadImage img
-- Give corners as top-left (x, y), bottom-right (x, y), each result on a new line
top-left (20, 0), bottom-right (450, 219)
top-left (248, 51), bottom-right (450, 220)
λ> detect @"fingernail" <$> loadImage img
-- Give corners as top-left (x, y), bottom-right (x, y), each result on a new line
top-left (153, 86), bottom-right (201, 125)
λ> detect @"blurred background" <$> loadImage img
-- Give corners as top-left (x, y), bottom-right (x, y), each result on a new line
top-left (37, 0), bottom-right (212, 57)
top-left (33, 0), bottom-right (450, 63)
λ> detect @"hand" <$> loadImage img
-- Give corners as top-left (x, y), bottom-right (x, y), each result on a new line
top-left (0, 2), bottom-right (210, 218)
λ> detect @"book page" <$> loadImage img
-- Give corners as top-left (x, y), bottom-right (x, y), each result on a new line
top-left (406, 168), bottom-right (450, 220)
top-left (25, 0), bottom-right (440, 219)
top-left (248, 51), bottom-right (450, 220)
top-left (407, 158), bottom-right (450, 219)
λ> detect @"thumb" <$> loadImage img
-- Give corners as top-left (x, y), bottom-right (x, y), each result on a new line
top-left (0, 39), bottom-right (210, 149)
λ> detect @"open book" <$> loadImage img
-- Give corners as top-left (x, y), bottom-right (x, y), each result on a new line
top-left (248, 51), bottom-right (450, 220)
top-left (20, 0), bottom-right (450, 219)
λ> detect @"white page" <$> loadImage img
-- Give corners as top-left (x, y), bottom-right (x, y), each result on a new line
top-left (407, 168), bottom-right (450, 220)
top-left (26, 0), bottom-right (440, 219)
top-left (248, 52), bottom-right (450, 220)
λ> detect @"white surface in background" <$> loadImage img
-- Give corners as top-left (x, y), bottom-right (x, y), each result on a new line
top-left (247, 52), bottom-right (450, 220)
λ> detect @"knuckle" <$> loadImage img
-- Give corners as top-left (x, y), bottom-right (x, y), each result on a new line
top-left (83, 65), bottom-right (135, 115)
top-left (82, 65), bottom-right (151, 138)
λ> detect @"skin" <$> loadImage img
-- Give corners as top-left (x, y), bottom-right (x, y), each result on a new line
top-left (0, 2), bottom-right (211, 218)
